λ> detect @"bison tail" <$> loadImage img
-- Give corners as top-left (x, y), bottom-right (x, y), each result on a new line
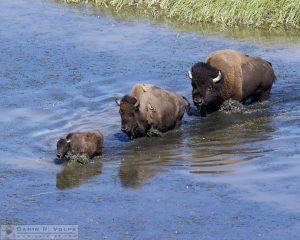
top-left (267, 61), bottom-right (277, 83)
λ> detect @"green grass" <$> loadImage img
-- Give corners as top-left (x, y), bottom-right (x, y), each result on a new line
top-left (65, 0), bottom-right (300, 28)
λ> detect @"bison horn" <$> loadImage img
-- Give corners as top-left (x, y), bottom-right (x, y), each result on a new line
top-left (188, 70), bottom-right (193, 80)
top-left (212, 71), bottom-right (221, 83)
top-left (115, 98), bottom-right (121, 106)
top-left (142, 84), bottom-right (147, 92)
top-left (134, 97), bottom-right (140, 108)
top-left (66, 139), bottom-right (71, 143)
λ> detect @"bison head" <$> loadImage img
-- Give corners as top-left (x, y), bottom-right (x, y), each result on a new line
top-left (56, 138), bottom-right (70, 158)
top-left (116, 95), bottom-right (148, 139)
top-left (188, 62), bottom-right (224, 116)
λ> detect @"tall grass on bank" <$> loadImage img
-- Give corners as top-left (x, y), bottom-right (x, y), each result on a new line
top-left (66, 0), bottom-right (300, 28)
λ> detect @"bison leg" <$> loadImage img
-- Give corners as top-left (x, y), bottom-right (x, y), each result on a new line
top-left (257, 87), bottom-right (271, 102)
top-left (249, 88), bottom-right (271, 103)
top-left (243, 85), bottom-right (271, 104)
top-left (187, 106), bottom-right (202, 117)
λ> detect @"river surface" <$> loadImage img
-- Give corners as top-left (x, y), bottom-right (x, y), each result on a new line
top-left (1, 0), bottom-right (300, 239)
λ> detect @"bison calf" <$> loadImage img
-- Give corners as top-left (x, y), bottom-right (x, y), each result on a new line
top-left (56, 130), bottom-right (103, 160)
top-left (188, 49), bottom-right (276, 116)
top-left (116, 83), bottom-right (191, 139)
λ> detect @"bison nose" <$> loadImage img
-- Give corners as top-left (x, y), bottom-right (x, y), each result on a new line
top-left (56, 154), bottom-right (61, 159)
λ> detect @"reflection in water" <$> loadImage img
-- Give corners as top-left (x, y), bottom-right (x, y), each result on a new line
top-left (56, 161), bottom-right (102, 189)
top-left (117, 103), bottom-right (276, 185)
top-left (119, 157), bottom-right (158, 188)
top-left (118, 131), bottom-right (183, 187)
top-left (186, 109), bottom-right (275, 174)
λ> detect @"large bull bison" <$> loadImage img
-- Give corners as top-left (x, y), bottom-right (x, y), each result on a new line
top-left (56, 130), bottom-right (104, 160)
top-left (116, 83), bottom-right (191, 139)
top-left (188, 49), bottom-right (276, 116)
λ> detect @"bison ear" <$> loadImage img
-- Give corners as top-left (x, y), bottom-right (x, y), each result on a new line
top-left (188, 70), bottom-right (193, 80)
top-left (115, 98), bottom-right (121, 106)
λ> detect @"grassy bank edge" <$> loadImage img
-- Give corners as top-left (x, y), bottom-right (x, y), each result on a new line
top-left (65, 0), bottom-right (300, 28)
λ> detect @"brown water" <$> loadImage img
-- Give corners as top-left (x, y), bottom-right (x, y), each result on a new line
top-left (1, 0), bottom-right (300, 239)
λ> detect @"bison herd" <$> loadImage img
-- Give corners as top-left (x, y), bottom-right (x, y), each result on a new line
top-left (56, 49), bottom-right (276, 161)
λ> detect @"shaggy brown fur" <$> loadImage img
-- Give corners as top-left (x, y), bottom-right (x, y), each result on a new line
top-left (117, 83), bottom-right (189, 138)
top-left (206, 49), bottom-right (275, 101)
top-left (56, 130), bottom-right (103, 159)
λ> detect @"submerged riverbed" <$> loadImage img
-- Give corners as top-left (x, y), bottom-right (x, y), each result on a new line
top-left (1, 0), bottom-right (300, 239)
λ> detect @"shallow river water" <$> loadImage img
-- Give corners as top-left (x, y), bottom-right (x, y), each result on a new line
top-left (0, 0), bottom-right (300, 239)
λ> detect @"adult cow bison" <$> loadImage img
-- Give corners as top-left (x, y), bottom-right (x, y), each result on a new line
top-left (56, 130), bottom-right (103, 160)
top-left (188, 49), bottom-right (276, 116)
top-left (116, 83), bottom-right (191, 139)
